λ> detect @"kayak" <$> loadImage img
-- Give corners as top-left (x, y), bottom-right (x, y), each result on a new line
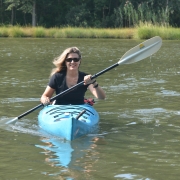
top-left (38, 104), bottom-right (99, 141)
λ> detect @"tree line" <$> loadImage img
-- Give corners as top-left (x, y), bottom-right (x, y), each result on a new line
top-left (0, 0), bottom-right (180, 28)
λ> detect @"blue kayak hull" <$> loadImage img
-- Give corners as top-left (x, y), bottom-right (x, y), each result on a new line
top-left (38, 104), bottom-right (99, 140)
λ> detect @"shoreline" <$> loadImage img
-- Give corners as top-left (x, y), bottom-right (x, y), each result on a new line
top-left (0, 24), bottom-right (180, 40)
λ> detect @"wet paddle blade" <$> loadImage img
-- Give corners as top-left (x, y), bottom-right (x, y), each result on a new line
top-left (118, 36), bottom-right (162, 65)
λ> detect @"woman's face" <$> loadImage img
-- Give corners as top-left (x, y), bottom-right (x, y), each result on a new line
top-left (65, 53), bottom-right (81, 71)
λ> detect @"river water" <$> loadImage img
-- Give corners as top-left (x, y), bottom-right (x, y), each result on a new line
top-left (0, 38), bottom-right (180, 180)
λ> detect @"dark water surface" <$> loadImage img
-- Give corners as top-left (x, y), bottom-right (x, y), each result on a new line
top-left (1, 38), bottom-right (180, 180)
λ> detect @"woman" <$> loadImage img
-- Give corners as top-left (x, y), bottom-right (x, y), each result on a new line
top-left (41, 47), bottom-right (105, 105)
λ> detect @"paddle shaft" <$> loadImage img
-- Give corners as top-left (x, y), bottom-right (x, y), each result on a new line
top-left (14, 63), bottom-right (119, 121)
top-left (7, 36), bottom-right (162, 124)
top-left (17, 104), bottom-right (43, 119)
top-left (4, 63), bottom-right (118, 125)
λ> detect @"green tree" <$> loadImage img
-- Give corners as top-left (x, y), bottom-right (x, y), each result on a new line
top-left (18, 0), bottom-right (36, 26)
top-left (1, 0), bottom-right (180, 28)
top-left (5, 0), bottom-right (36, 26)
top-left (65, 4), bottom-right (91, 27)
top-left (5, 0), bottom-right (20, 25)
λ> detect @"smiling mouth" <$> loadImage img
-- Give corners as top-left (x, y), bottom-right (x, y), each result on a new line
top-left (69, 64), bottom-right (77, 68)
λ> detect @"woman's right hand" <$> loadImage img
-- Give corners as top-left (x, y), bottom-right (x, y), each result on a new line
top-left (41, 96), bottom-right (50, 106)
top-left (40, 86), bottom-right (55, 106)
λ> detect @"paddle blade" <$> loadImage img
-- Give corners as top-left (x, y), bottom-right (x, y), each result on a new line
top-left (5, 117), bottom-right (18, 125)
top-left (118, 36), bottom-right (162, 65)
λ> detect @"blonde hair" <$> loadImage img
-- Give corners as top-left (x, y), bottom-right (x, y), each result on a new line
top-left (50, 47), bottom-right (82, 77)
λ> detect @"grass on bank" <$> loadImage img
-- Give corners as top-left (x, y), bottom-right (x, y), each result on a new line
top-left (0, 24), bottom-right (180, 40)
top-left (0, 26), bottom-right (134, 39)
top-left (135, 22), bottom-right (180, 40)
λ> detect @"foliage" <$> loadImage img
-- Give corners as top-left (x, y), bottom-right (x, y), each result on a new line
top-left (65, 4), bottom-right (91, 27)
top-left (0, 0), bottom-right (180, 28)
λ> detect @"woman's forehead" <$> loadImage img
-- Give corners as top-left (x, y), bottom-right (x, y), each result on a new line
top-left (67, 53), bottom-right (79, 57)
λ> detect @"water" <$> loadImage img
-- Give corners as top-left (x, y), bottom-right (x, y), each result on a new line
top-left (1, 38), bottom-right (180, 180)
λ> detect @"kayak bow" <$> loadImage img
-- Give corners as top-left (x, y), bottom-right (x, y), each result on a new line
top-left (38, 104), bottom-right (99, 140)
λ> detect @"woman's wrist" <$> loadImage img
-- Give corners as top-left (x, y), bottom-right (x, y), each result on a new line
top-left (93, 83), bottom-right (98, 88)
top-left (90, 79), bottom-right (98, 88)
top-left (92, 80), bottom-right (96, 84)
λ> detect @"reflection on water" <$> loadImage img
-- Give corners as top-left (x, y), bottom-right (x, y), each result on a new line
top-left (114, 173), bottom-right (151, 180)
top-left (0, 116), bottom-right (104, 174)
top-left (37, 138), bottom-right (74, 167)
top-left (35, 136), bottom-right (99, 168)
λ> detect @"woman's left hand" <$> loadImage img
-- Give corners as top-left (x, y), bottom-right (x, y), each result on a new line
top-left (84, 75), bottom-right (95, 85)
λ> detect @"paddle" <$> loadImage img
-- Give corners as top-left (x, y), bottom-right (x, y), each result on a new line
top-left (6, 36), bottom-right (162, 125)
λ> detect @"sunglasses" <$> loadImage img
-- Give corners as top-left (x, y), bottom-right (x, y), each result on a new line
top-left (65, 58), bottom-right (80, 62)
